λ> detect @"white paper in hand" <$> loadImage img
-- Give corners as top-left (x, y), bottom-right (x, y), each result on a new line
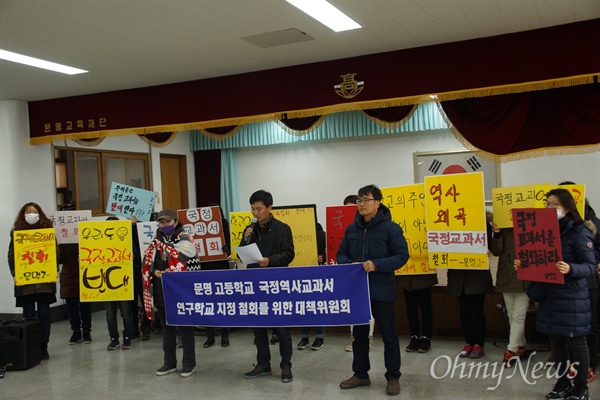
top-left (233, 243), bottom-right (263, 266)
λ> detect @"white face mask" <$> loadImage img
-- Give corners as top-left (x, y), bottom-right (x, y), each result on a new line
top-left (556, 208), bottom-right (564, 220)
top-left (25, 213), bottom-right (40, 225)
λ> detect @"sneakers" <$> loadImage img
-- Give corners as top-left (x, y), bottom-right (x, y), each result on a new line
top-left (565, 385), bottom-right (589, 400)
top-left (221, 335), bottom-right (230, 347)
top-left (386, 379), bottom-right (400, 395)
top-left (244, 364), bottom-right (272, 379)
top-left (83, 331), bottom-right (92, 344)
top-left (107, 338), bottom-right (120, 350)
top-left (297, 338), bottom-right (310, 350)
top-left (545, 381), bottom-right (572, 400)
top-left (203, 336), bottom-right (215, 348)
top-left (469, 344), bottom-right (484, 359)
top-left (459, 344), bottom-right (472, 357)
top-left (340, 375), bottom-right (371, 389)
top-left (417, 336), bottom-right (431, 353)
top-left (406, 335), bottom-right (419, 352)
top-left (369, 335), bottom-right (374, 351)
top-left (311, 338), bottom-right (324, 350)
top-left (281, 366), bottom-right (293, 383)
top-left (69, 331), bottom-right (82, 345)
top-left (180, 366), bottom-right (195, 378)
top-left (155, 365), bottom-right (177, 376)
top-left (122, 337), bottom-right (132, 349)
top-left (345, 336), bottom-right (354, 352)
top-left (588, 368), bottom-right (598, 383)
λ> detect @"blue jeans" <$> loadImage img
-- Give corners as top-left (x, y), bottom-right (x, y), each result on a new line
top-left (157, 307), bottom-right (196, 368)
top-left (104, 301), bottom-right (133, 340)
top-left (300, 327), bottom-right (325, 338)
top-left (22, 301), bottom-right (51, 346)
top-left (66, 297), bottom-right (92, 333)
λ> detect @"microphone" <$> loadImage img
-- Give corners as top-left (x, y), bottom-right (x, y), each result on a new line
top-left (246, 217), bottom-right (257, 244)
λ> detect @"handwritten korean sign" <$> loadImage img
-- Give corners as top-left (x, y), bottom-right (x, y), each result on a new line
top-left (178, 206), bottom-right (227, 262)
top-left (136, 221), bottom-right (159, 257)
top-left (106, 182), bottom-right (155, 221)
top-left (492, 184), bottom-right (545, 229)
top-left (47, 210), bottom-right (92, 244)
top-left (79, 220), bottom-right (133, 301)
top-left (230, 211), bottom-right (253, 260)
top-left (425, 172), bottom-right (488, 270)
top-left (13, 228), bottom-right (58, 286)
top-left (534, 184), bottom-right (586, 219)
top-left (325, 205), bottom-right (356, 266)
top-left (381, 184), bottom-right (435, 275)
top-left (512, 208), bottom-right (564, 284)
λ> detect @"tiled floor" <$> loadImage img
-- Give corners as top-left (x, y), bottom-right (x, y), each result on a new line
top-left (0, 312), bottom-right (584, 399)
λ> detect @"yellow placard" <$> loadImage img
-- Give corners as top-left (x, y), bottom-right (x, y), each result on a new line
top-left (231, 206), bottom-right (319, 267)
top-left (229, 211), bottom-right (254, 259)
top-left (381, 184), bottom-right (435, 275)
top-left (272, 206), bottom-right (318, 267)
top-left (534, 184), bottom-right (586, 218)
top-left (78, 220), bottom-right (133, 302)
top-left (492, 184), bottom-right (541, 228)
top-left (13, 228), bottom-right (58, 286)
top-left (425, 172), bottom-right (488, 270)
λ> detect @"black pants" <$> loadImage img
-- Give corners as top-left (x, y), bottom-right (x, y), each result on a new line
top-left (253, 327), bottom-right (292, 369)
top-left (457, 291), bottom-right (486, 347)
top-left (549, 334), bottom-right (589, 390)
top-left (403, 287), bottom-right (433, 338)
top-left (587, 288), bottom-right (599, 370)
top-left (157, 307), bottom-right (196, 368)
top-left (352, 300), bottom-right (400, 381)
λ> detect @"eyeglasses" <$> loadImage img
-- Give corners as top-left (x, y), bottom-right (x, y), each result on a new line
top-left (356, 198), bottom-right (377, 204)
top-left (544, 201), bottom-right (560, 208)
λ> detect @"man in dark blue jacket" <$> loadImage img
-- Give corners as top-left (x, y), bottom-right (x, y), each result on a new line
top-left (337, 184), bottom-right (409, 396)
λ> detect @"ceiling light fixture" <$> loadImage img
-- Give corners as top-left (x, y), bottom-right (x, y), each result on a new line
top-left (286, 0), bottom-right (362, 32)
top-left (0, 49), bottom-right (88, 75)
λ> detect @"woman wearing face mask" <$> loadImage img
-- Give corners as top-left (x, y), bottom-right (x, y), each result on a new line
top-left (142, 209), bottom-right (198, 378)
top-left (7, 202), bottom-right (58, 360)
top-left (515, 189), bottom-right (596, 400)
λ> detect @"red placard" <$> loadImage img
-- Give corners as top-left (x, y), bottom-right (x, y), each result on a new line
top-left (512, 208), bottom-right (563, 284)
top-left (177, 206), bottom-right (227, 262)
top-left (325, 205), bottom-right (357, 265)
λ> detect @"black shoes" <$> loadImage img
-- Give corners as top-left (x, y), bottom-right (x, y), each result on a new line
top-left (244, 364), bottom-right (272, 379)
top-left (281, 366), bottom-right (293, 383)
top-left (69, 330), bottom-right (82, 345)
top-left (311, 338), bottom-right (324, 350)
top-left (221, 335), bottom-right (230, 347)
top-left (406, 335), bottom-right (420, 352)
top-left (83, 331), bottom-right (92, 344)
top-left (545, 381), bottom-right (572, 400)
top-left (270, 332), bottom-right (279, 345)
top-left (418, 336), bottom-right (431, 353)
top-left (203, 335), bottom-right (215, 348)
top-left (297, 338), bottom-right (310, 350)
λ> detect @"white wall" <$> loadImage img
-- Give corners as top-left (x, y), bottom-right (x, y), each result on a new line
top-left (0, 100), bottom-right (196, 315)
top-left (234, 130), bottom-right (600, 225)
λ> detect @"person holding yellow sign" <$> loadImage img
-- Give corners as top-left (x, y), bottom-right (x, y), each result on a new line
top-left (7, 202), bottom-right (58, 361)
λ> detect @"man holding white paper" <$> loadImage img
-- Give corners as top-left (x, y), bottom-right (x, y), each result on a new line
top-left (239, 190), bottom-right (295, 383)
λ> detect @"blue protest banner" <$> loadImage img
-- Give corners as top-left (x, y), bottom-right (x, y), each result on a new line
top-left (162, 263), bottom-right (371, 327)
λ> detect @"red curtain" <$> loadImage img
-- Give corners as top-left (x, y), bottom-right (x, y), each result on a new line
top-left (440, 84), bottom-right (600, 155)
top-left (363, 105), bottom-right (414, 123)
top-left (194, 149), bottom-right (221, 207)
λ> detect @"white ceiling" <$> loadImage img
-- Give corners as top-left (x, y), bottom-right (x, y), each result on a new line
top-left (1, 0), bottom-right (598, 102)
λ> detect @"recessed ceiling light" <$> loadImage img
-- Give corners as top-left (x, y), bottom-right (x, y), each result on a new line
top-left (286, 0), bottom-right (362, 32)
top-left (0, 49), bottom-right (88, 75)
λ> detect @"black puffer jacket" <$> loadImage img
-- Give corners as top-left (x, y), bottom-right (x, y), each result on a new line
top-left (527, 219), bottom-right (596, 337)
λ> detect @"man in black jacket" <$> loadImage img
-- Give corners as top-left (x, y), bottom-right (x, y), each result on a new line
top-left (240, 190), bottom-right (295, 383)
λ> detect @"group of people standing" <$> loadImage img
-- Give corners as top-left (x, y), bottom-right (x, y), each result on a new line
top-left (7, 183), bottom-right (600, 399)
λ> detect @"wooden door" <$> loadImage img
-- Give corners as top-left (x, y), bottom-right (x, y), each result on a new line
top-left (159, 154), bottom-right (189, 211)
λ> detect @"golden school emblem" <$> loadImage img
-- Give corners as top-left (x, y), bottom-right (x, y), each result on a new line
top-left (334, 73), bottom-right (364, 99)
